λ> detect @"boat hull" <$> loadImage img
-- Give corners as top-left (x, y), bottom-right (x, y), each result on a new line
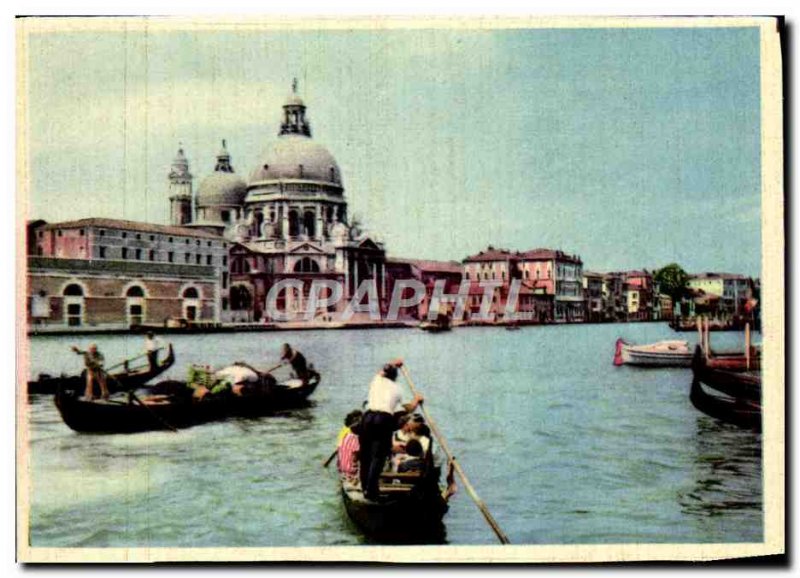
top-left (689, 378), bottom-right (761, 431)
top-left (340, 476), bottom-right (448, 542)
top-left (614, 339), bottom-right (693, 367)
top-left (28, 345), bottom-right (176, 396)
top-left (55, 370), bottom-right (321, 434)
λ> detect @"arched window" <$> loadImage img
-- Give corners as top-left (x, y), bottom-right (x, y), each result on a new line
top-left (63, 284), bottom-right (84, 296)
top-left (183, 287), bottom-right (199, 299)
top-left (288, 210), bottom-right (300, 237)
top-left (126, 285), bottom-right (145, 297)
top-left (293, 257), bottom-right (320, 273)
top-left (230, 286), bottom-right (252, 311)
top-left (303, 211), bottom-right (316, 237)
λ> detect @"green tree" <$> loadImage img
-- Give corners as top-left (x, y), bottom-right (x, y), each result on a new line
top-left (654, 263), bottom-right (689, 304)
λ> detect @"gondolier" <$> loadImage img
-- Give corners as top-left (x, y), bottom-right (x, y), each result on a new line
top-left (359, 359), bottom-right (423, 501)
top-left (144, 332), bottom-right (165, 371)
top-left (71, 343), bottom-right (109, 400)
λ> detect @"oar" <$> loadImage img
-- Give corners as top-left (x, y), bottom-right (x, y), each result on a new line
top-left (399, 365), bottom-right (511, 545)
top-left (323, 448), bottom-right (338, 468)
top-left (102, 370), bottom-right (179, 433)
top-left (104, 347), bottom-right (167, 373)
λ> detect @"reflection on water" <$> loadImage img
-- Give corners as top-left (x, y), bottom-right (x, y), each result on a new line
top-left (679, 416), bottom-right (762, 525)
top-left (26, 324), bottom-right (764, 547)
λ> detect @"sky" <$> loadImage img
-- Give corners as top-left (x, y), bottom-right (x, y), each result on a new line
top-left (23, 24), bottom-right (762, 276)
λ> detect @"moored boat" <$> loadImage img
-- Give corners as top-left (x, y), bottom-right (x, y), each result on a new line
top-left (28, 344), bottom-right (175, 395)
top-left (613, 338), bottom-right (693, 367)
top-left (691, 345), bottom-right (761, 402)
top-left (689, 377), bottom-right (761, 431)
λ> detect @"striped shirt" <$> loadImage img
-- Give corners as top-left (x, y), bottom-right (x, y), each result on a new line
top-left (337, 432), bottom-right (360, 477)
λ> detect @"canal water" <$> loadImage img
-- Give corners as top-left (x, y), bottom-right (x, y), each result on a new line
top-left (25, 323), bottom-right (762, 547)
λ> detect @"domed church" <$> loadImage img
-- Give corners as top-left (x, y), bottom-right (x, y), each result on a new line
top-left (168, 80), bottom-right (388, 322)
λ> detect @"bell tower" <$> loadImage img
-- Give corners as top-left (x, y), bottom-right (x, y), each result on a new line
top-left (279, 78), bottom-right (312, 137)
top-left (168, 146), bottom-right (193, 226)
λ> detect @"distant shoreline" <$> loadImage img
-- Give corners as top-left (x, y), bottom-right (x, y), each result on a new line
top-left (27, 319), bottom-right (676, 337)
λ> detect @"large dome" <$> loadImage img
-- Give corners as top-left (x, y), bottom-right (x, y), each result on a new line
top-left (197, 171), bottom-right (247, 207)
top-left (248, 134), bottom-right (342, 187)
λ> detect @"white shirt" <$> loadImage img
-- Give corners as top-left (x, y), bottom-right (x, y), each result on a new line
top-left (366, 373), bottom-right (403, 414)
top-left (144, 336), bottom-right (163, 352)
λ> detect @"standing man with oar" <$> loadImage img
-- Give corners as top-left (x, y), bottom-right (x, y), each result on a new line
top-left (359, 359), bottom-right (423, 501)
top-left (71, 343), bottom-right (109, 400)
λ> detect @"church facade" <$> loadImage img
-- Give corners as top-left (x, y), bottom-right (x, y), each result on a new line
top-left (173, 82), bottom-right (388, 322)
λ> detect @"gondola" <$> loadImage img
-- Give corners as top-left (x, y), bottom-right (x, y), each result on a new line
top-left (150, 364), bottom-right (322, 417)
top-left (55, 364), bottom-right (321, 434)
top-left (55, 386), bottom-right (197, 433)
top-left (28, 344), bottom-right (175, 395)
top-left (689, 377), bottom-right (761, 432)
top-left (692, 347), bottom-right (761, 402)
top-left (340, 467), bottom-right (449, 542)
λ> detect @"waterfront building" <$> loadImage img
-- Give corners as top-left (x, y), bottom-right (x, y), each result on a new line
top-left (623, 270), bottom-right (654, 321)
top-left (462, 246), bottom-right (581, 323)
top-left (384, 258), bottom-right (463, 320)
top-left (27, 218), bottom-right (228, 329)
top-left (582, 271), bottom-right (605, 322)
top-left (687, 272), bottom-right (753, 317)
top-left (171, 82), bottom-right (388, 321)
top-left (517, 249), bottom-right (584, 323)
top-left (602, 272), bottom-right (626, 322)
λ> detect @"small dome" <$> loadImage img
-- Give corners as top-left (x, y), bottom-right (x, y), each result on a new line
top-left (197, 172), bottom-right (247, 207)
top-left (285, 93), bottom-right (305, 107)
top-left (249, 134), bottom-right (342, 187)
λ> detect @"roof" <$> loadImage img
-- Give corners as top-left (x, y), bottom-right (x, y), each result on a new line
top-left (463, 247), bottom-right (517, 263)
top-left (583, 270), bottom-right (605, 278)
top-left (197, 172), bottom-right (247, 206)
top-left (519, 248), bottom-right (582, 264)
top-left (248, 134), bottom-right (342, 187)
top-left (388, 258), bottom-right (463, 275)
top-left (625, 270), bottom-right (651, 278)
top-left (37, 218), bottom-right (225, 240)
top-left (689, 272), bottom-right (749, 280)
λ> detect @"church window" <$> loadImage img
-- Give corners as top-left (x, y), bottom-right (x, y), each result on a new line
top-left (303, 211), bottom-right (316, 237)
top-left (288, 211), bottom-right (300, 237)
top-left (294, 257), bottom-right (320, 273)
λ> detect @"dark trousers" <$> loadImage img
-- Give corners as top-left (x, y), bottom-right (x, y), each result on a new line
top-left (358, 411), bottom-right (396, 499)
top-left (147, 350), bottom-right (158, 371)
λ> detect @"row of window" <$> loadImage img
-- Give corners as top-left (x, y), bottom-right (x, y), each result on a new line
top-left (97, 246), bottom-right (227, 267)
top-left (61, 283), bottom-right (200, 299)
top-left (38, 228), bottom-right (226, 249)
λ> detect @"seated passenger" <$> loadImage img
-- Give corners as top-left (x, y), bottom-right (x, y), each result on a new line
top-left (395, 439), bottom-right (426, 473)
top-left (338, 410), bottom-right (363, 446)
top-left (337, 420), bottom-right (361, 480)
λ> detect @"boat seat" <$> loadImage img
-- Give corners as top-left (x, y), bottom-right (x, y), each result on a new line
top-left (378, 484), bottom-right (416, 493)
top-left (380, 472), bottom-right (423, 481)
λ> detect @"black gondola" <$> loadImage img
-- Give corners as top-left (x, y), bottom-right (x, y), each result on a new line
top-left (691, 345), bottom-right (761, 402)
top-left (689, 378), bottom-right (761, 432)
top-left (55, 367), bottom-right (321, 434)
top-left (340, 468), bottom-right (449, 543)
top-left (28, 344), bottom-right (176, 395)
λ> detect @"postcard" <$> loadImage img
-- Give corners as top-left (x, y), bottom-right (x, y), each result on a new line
top-left (16, 15), bottom-right (784, 563)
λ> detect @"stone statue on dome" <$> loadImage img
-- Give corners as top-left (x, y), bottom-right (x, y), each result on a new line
top-left (331, 218), bottom-right (349, 245)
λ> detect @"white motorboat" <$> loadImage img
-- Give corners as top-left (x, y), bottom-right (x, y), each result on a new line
top-left (613, 338), bottom-right (693, 368)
